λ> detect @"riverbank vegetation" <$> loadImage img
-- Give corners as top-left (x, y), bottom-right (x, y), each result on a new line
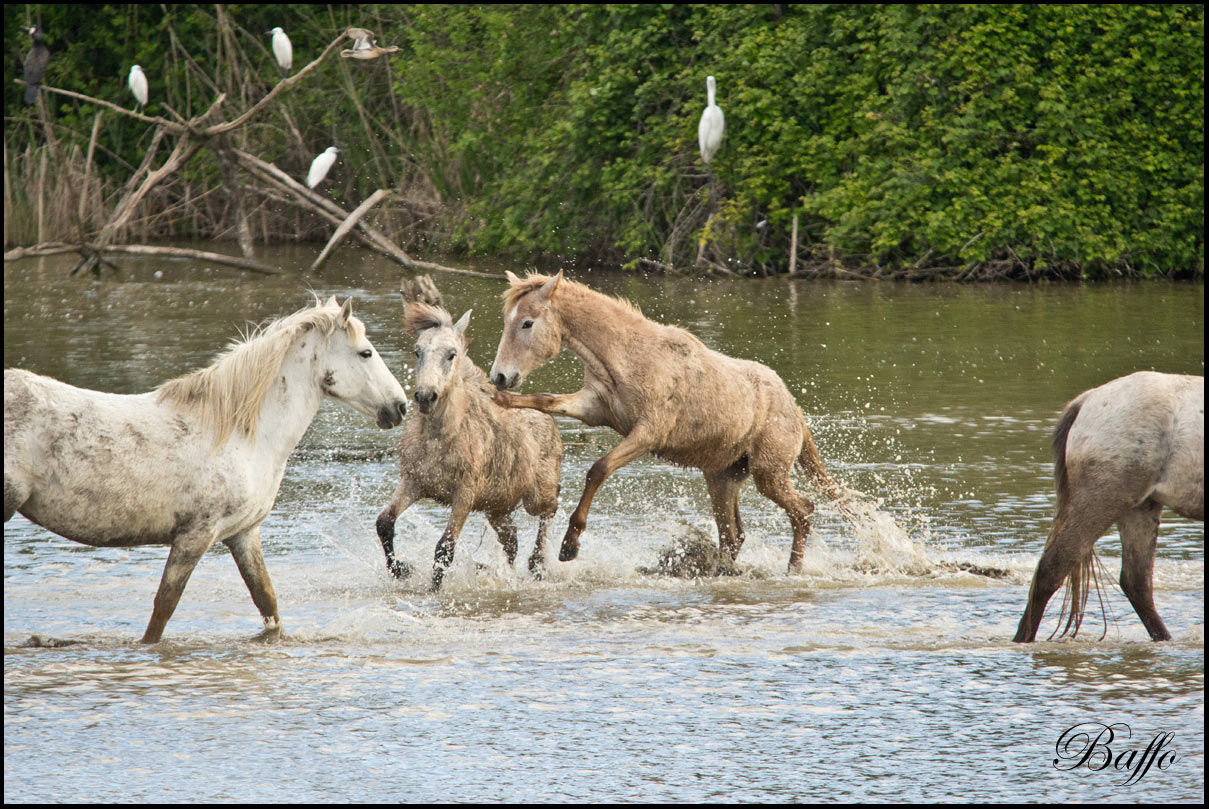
top-left (4, 4), bottom-right (1203, 279)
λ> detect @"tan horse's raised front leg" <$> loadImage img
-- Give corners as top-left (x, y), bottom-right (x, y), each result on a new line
top-left (224, 526), bottom-right (281, 639)
top-left (493, 388), bottom-right (612, 427)
top-left (142, 535), bottom-right (213, 643)
top-left (560, 429), bottom-right (653, 562)
top-left (1118, 500), bottom-right (1170, 641)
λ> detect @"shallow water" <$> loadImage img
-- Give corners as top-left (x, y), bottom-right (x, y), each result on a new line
top-left (3, 248), bottom-right (1204, 801)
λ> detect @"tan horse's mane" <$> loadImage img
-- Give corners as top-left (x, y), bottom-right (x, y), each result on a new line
top-left (156, 301), bottom-right (363, 446)
top-left (503, 273), bottom-right (646, 322)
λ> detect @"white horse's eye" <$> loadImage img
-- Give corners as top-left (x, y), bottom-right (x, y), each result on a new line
top-left (446, 350), bottom-right (456, 362)
top-left (359, 349), bottom-right (373, 359)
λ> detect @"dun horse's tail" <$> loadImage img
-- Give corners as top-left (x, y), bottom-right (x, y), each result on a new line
top-left (797, 415), bottom-right (848, 502)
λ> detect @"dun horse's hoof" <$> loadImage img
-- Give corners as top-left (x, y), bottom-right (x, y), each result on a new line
top-left (387, 557), bottom-right (412, 579)
top-left (528, 558), bottom-right (546, 580)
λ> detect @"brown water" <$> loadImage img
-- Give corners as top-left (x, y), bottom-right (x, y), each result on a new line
top-left (3, 247), bottom-right (1204, 801)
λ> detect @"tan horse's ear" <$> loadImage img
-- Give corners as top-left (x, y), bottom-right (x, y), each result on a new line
top-left (504, 270), bottom-right (521, 284)
top-left (538, 270), bottom-right (563, 300)
top-left (338, 297), bottom-right (354, 325)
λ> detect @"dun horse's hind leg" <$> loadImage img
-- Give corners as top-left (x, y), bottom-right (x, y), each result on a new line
top-left (224, 527), bottom-right (281, 638)
top-left (1117, 500), bottom-right (1171, 641)
top-left (752, 463), bottom-right (815, 573)
top-left (1012, 496), bottom-right (1118, 643)
top-left (529, 515), bottom-right (552, 575)
top-left (486, 511), bottom-right (519, 566)
top-left (376, 480), bottom-right (416, 578)
top-left (705, 457), bottom-right (750, 561)
top-left (142, 535), bottom-right (213, 643)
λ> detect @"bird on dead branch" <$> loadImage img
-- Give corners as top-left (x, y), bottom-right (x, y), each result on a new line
top-left (698, 75), bottom-right (725, 166)
top-left (266, 27), bottom-right (293, 73)
top-left (306, 146), bottom-right (341, 189)
top-left (23, 26), bottom-right (50, 106)
top-left (128, 64), bottom-right (148, 109)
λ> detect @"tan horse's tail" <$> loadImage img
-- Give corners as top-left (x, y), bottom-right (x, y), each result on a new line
top-left (797, 415), bottom-right (848, 502)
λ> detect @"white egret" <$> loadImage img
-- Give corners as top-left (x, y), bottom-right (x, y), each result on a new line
top-left (267, 27), bottom-right (292, 73)
top-left (306, 146), bottom-right (341, 189)
top-left (697, 75), bottom-right (725, 165)
top-left (23, 26), bottom-right (50, 106)
top-left (128, 64), bottom-right (148, 108)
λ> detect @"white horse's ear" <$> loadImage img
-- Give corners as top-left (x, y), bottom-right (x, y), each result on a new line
top-left (338, 297), bottom-right (354, 325)
top-left (324, 294), bottom-right (339, 308)
top-left (454, 309), bottom-right (472, 335)
top-left (538, 270), bottom-right (563, 300)
top-left (504, 270), bottom-right (521, 284)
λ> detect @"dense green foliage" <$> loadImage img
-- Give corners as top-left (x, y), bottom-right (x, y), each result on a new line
top-left (6, 4), bottom-right (1203, 278)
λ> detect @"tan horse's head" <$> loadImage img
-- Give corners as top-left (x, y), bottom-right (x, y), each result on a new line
top-left (406, 301), bottom-right (472, 414)
top-left (491, 271), bottom-right (564, 390)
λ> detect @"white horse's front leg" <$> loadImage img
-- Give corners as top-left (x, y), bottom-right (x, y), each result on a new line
top-left (142, 534), bottom-right (214, 643)
top-left (224, 526), bottom-right (281, 639)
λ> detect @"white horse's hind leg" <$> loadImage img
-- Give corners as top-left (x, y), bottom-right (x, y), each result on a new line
top-left (1117, 500), bottom-right (1170, 641)
top-left (224, 526), bottom-right (281, 638)
top-left (142, 535), bottom-right (213, 643)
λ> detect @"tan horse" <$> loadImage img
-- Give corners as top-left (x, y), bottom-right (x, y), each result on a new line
top-left (376, 302), bottom-right (563, 589)
top-left (489, 271), bottom-right (847, 572)
top-left (1013, 372), bottom-right (1204, 642)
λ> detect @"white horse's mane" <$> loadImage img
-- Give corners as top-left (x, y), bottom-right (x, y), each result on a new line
top-left (156, 301), bottom-right (364, 446)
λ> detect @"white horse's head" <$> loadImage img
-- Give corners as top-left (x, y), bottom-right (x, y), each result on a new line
top-left (317, 297), bottom-right (407, 428)
top-left (404, 301), bottom-right (472, 415)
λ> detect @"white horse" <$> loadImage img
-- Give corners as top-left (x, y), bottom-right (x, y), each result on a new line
top-left (3, 296), bottom-right (408, 643)
top-left (1014, 372), bottom-right (1204, 642)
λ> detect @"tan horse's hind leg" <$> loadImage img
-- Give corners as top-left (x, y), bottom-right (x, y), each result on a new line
top-left (142, 535), bottom-right (213, 643)
top-left (752, 462), bottom-right (816, 573)
top-left (704, 457), bottom-right (750, 561)
top-left (1013, 496), bottom-right (1118, 643)
top-left (1118, 500), bottom-right (1171, 641)
top-left (224, 526), bottom-right (281, 639)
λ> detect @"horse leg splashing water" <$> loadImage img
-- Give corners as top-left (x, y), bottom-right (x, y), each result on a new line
top-left (3, 296), bottom-right (407, 643)
top-left (489, 271), bottom-right (856, 574)
top-left (1013, 372), bottom-right (1204, 643)
top-left (375, 302), bottom-right (562, 590)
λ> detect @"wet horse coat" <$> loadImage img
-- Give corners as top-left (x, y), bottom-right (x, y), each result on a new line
top-left (3, 298), bottom-right (407, 642)
top-left (489, 271), bottom-right (846, 572)
top-left (1013, 371), bottom-right (1204, 642)
top-left (376, 302), bottom-right (562, 589)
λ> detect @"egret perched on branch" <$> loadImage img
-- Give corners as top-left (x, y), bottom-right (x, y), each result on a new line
top-left (698, 75), bottom-right (725, 165)
top-left (266, 27), bottom-right (293, 73)
top-left (23, 26), bottom-right (50, 106)
top-left (128, 64), bottom-right (148, 109)
top-left (307, 146), bottom-right (341, 189)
